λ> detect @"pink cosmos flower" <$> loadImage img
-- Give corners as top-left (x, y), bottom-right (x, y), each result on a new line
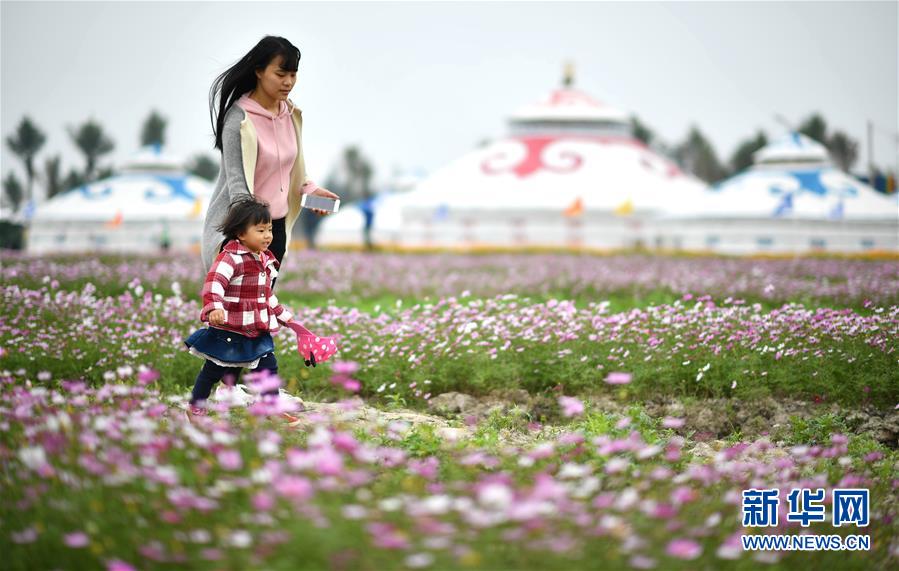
top-left (662, 417), bottom-right (685, 429)
top-left (217, 449), bottom-right (243, 471)
top-left (252, 491), bottom-right (275, 512)
top-left (106, 560), bottom-right (137, 571)
top-left (11, 527), bottom-right (37, 544)
top-left (64, 532), bottom-right (90, 548)
top-left (332, 361), bottom-right (360, 375)
top-left (605, 371), bottom-right (632, 385)
top-left (274, 475), bottom-right (313, 501)
top-left (666, 538), bottom-right (702, 560)
top-left (314, 448), bottom-right (345, 477)
top-left (245, 369), bottom-right (282, 394)
top-left (138, 368), bottom-right (160, 385)
top-left (629, 555), bottom-right (657, 569)
top-left (558, 396), bottom-right (584, 417)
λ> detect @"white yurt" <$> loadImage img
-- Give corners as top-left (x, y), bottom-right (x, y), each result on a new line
top-left (27, 145), bottom-right (214, 254)
top-left (657, 132), bottom-right (899, 253)
top-left (319, 67), bottom-right (710, 249)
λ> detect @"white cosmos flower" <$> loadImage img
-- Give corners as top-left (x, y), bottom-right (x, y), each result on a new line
top-left (18, 446), bottom-right (47, 470)
top-left (478, 483), bottom-right (513, 510)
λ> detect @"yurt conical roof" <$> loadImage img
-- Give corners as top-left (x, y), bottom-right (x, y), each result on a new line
top-left (33, 144), bottom-right (213, 222)
top-left (404, 69), bottom-right (709, 215)
top-left (665, 132), bottom-right (898, 221)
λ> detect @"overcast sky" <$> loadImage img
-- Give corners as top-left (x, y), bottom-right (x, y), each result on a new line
top-left (2, 0), bottom-right (897, 199)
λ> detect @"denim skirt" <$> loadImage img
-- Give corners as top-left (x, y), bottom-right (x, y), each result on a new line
top-left (184, 327), bottom-right (274, 368)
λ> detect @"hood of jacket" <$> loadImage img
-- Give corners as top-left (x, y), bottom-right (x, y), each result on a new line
top-left (238, 92), bottom-right (295, 119)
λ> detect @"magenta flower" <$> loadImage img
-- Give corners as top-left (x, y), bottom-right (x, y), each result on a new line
top-left (138, 367), bottom-right (160, 385)
top-left (559, 396), bottom-right (585, 417)
top-left (63, 532), bottom-right (89, 548)
top-left (274, 475), bottom-right (313, 501)
top-left (332, 361), bottom-right (360, 375)
top-left (245, 369), bottom-right (283, 394)
top-left (106, 560), bottom-right (137, 571)
top-left (662, 417), bottom-right (685, 429)
top-left (217, 449), bottom-right (243, 471)
top-left (666, 538), bottom-right (702, 560)
top-left (252, 491), bottom-right (275, 512)
top-left (604, 371), bottom-right (632, 385)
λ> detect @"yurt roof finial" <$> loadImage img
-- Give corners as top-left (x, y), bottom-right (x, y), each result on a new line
top-left (563, 61), bottom-right (575, 88)
top-left (752, 131), bottom-right (831, 167)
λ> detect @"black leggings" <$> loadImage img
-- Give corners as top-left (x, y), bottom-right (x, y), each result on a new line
top-left (190, 352), bottom-right (278, 404)
top-left (269, 217), bottom-right (286, 291)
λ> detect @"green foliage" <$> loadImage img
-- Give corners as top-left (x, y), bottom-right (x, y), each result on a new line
top-left (729, 130), bottom-right (767, 173)
top-left (67, 118), bottom-right (115, 181)
top-left (5, 116), bottom-right (46, 202)
top-left (3, 171), bottom-right (24, 213)
top-left (674, 125), bottom-right (727, 184)
top-left (140, 110), bottom-right (167, 147)
top-left (187, 154), bottom-right (220, 182)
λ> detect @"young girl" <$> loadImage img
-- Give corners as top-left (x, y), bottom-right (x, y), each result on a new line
top-left (205, 35), bottom-right (340, 281)
top-left (185, 196), bottom-right (298, 419)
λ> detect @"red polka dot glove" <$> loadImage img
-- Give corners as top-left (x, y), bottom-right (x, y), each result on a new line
top-left (285, 321), bottom-right (339, 367)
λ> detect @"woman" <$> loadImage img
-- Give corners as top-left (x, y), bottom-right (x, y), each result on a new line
top-left (205, 35), bottom-right (339, 278)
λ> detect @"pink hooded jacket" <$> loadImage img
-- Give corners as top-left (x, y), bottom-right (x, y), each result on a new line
top-left (237, 93), bottom-right (303, 219)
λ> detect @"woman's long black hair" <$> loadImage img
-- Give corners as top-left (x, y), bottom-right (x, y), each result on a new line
top-left (209, 36), bottom-right (301, 152)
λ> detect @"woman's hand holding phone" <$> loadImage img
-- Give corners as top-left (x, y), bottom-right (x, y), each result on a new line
top-left (301, 181), bottom-right (340, 216)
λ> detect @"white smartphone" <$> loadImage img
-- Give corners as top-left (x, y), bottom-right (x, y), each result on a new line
top-left (301, 194), bottom-right (340, 213)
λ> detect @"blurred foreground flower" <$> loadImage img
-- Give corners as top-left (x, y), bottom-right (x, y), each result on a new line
top-left (558, 396), bottom-right (585, 417)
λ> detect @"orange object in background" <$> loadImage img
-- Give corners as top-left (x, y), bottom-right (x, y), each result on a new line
top-left (563, 196), bottom-right (583, 217)
top-left (105, 210), bottom-right (123, 228)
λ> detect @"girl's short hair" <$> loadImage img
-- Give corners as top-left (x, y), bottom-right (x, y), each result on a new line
top-left (216, 196), bottom-right (272, 247)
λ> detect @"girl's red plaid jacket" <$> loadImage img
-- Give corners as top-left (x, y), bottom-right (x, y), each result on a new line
top-left (199, 239), bottom-right (293, 337)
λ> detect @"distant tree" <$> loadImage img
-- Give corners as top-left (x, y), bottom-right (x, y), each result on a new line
top-left (44, 155), bottom-right (64, 199)
top-left (630, 115), bottom-right (656, 145)
top-left (62, 168), bottom-right (86, 192)
top-left (827, 130), bottom-right (859, 171)
top-left (5, 117), bottom-right (47, 205)
top-left (140, 110), bottom-right (167, 147)
top-left (798, 113), bottom-right (828, 145)
top-left (728, 131), bottom-right (767, 174)
top-left (68, 118), bottom-right (115, 181)
top-left (96, 166), bottom-right (115, 181)
top-left (187, 153), bottom-right (220, 181)
top-left (3, 172), bottom-right (24, 214)
top-left (674, 126), bottom-right (726, 184)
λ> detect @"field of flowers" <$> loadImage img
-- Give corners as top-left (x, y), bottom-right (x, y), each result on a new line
top-left (1, 249), bottom-right (897, 570)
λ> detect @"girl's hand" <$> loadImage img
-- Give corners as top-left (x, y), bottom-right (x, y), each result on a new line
top-left (208, 309), bottom-right (225, 326)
